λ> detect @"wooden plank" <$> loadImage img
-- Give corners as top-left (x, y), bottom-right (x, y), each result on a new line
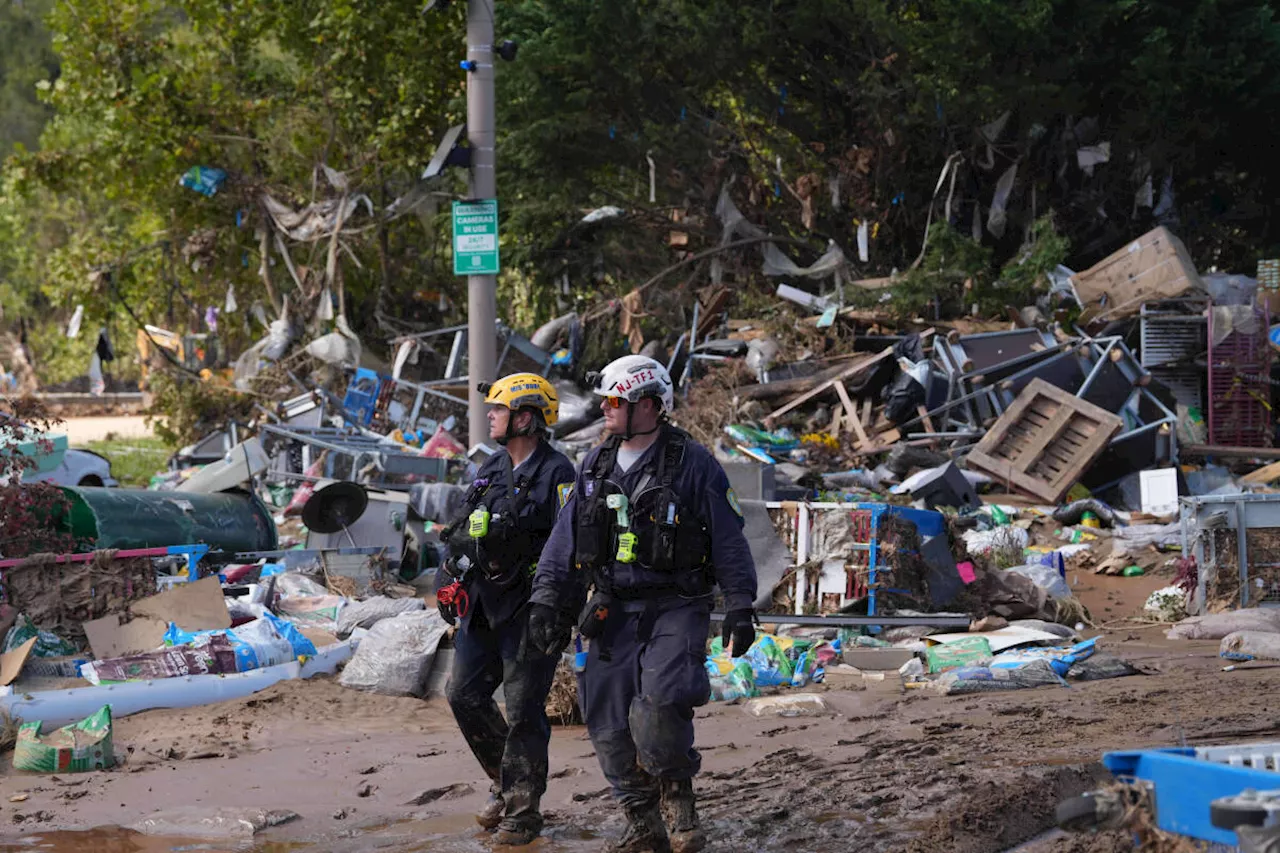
top-left (833, 380), bottom-right (860, 425)
top-left (1184, 445), bottom-right (1280, 459)
top-left (860, 397), bottom-right (872, 426)
top-left (1241, 460), bottom-right (1280, 485)
top-left (965, 378), bottom-right (1124, 504)
top-left (915, 405), bottom-right (936, 435)
top-left (839, 383), bottom-right (872, 448)
top-left (764, 329), bottom-right (935, 424)
top-left (828, 406), bottom-right (843, 438)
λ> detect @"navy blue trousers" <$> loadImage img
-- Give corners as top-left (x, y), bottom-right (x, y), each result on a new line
top-left (577, 600), bottom-right (711, 809)
top-left (446, 604), bottom-right (560, 826)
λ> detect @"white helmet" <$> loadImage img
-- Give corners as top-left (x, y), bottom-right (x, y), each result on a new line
top-left (591, 355), bottom-right (674, 412)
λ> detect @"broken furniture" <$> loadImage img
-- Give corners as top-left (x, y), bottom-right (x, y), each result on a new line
top-left (258, 424), bottom-right (451, 492)
top-left (965, 378), bottom-right (1124, 504)
top-left (771, 501), bottom-right (953, 617)
top-left (1139, 298), bottom-right (1208, 412)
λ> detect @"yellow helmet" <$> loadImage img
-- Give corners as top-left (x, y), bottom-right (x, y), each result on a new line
top-left (482, 373), bottom-right (560, 426)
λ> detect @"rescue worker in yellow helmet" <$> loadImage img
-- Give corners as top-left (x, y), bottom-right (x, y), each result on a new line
top-left (435, 373), bottom-right (576, 845)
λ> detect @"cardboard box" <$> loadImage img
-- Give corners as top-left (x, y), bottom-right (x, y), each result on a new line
top-left (1072, 227), bottom-right (1201, 321)
top-left (841, 648), bottom-right (917, 671)
top-left (83, 576), bottom-right (231, 660)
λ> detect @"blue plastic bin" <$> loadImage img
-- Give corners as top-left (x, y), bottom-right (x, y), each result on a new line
top-left (1103, 741), bottom-right (1280, 845)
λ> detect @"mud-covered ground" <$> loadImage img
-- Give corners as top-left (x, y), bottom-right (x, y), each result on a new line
top-left (0, 575), bottom-right (1270, 852)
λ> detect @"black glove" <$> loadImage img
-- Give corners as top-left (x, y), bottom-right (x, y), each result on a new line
top-left (722, 608), bottom-right (756, 658)
top-left (436, 580), bottom-right (462, 626)
top-left (526, 603), bottom-right (570, 658)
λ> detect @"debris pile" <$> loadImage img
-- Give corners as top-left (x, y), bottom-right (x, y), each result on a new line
top-left (5, 219), bottom-right (1280, 751)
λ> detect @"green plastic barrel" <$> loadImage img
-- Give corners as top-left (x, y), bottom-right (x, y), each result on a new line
top-left (59, 487), bottom-right (278, 553)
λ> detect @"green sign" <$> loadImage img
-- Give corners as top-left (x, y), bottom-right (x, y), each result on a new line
top-left (452, 199), bottom-right (500, 275)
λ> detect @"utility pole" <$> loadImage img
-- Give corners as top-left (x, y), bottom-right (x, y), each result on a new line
top-left (465, 0), bottom-right (497, 449)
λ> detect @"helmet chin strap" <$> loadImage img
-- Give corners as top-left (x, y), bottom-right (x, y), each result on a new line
top-left (496, 408), bottom-right (540, 446)
top-left (622, 400), bottom-right (662, 441)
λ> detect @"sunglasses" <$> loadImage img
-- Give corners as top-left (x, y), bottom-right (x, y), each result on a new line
top-left (604, 396), bottom-right (626, 409)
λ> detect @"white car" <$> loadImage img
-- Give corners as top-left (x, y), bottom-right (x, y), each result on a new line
top-left (3, 424), bottom-right (119, 488)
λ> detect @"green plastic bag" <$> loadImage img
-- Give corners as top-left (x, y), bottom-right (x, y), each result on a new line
top-left (14, 705), bottom-right (114, 773)
top-left (4, 614), bottom-right (78, 658)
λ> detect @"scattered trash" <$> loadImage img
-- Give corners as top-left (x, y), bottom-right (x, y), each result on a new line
top-left (179, 166), bottom-right (229, 197)
top-left (1144, 587), bottom-right (1189, 622)
top-left (743, 694), bottom-right (832, 718)
top-left (129, 807), bottom-right (299, 839)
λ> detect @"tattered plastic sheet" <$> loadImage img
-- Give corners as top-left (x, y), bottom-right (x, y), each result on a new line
top-left (262, 194), bottom-right (373, 243)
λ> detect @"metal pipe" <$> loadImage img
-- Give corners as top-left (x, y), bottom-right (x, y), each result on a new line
top-left (710, 612), bottom-right (972, 628)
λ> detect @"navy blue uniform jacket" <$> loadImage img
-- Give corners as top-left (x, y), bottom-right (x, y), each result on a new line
top-left (445, 440), bottom-right (576, 628)
top-left (530, 427), bottom-right (758, 616)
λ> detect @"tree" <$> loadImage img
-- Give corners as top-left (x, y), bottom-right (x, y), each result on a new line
top-left (1, 0), bottom-right (468, 382)
top-left (0, 0), bottom-right (58, 159)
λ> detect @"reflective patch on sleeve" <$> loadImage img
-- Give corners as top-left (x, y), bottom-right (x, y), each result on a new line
top-left (726, 487), bottom-right (743, 517)
top-left (557, 482), bottom-right (575, 509)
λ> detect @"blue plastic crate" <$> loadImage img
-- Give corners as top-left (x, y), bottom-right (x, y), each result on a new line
top-left (1103, 742), bottom-right (1280, 845)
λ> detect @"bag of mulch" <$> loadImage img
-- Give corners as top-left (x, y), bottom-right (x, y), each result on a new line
top-left (1220, 630), bottom-right (1280, 663)
top-left (1066, 654), bottom-right (1142, 681)
top-left (82, 634), bottom-right (240, 685)
top-left (339, 611), bottom-right (449, 697)
top-left (1167, 610), bottom-right (1280, 641)
top-left (335, 596), bottom-right (425, 637)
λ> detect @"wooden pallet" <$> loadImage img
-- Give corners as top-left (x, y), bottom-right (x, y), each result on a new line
top-left (965, 378), bottom-right (1123, 504)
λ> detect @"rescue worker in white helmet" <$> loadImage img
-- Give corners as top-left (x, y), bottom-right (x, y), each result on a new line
top-left (525, 355), bottom-right (759, 853)
top-left (435, 372), bottom-right (576, 846)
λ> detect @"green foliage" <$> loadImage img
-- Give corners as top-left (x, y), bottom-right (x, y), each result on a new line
top-left (886, 223), bottom-right (993, 318)
top-left (989, 215), bottom-right (1071, 313)
top-left (84, 436), bottom-right (173, 488)
top-left (145, 370), bottom-right (253, 447)
top-left (5, 0), bottom-right (1280, 380)
top-left (0, 0), bottom-right (57, 159)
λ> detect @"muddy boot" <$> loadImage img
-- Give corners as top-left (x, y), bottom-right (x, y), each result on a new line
top-left (660, 779), bottom-right (705, 853)
top-left (492, 816), bottom-right (542, 846)
top-left (476, 788), bottom-right (505, 831)
top-left (609, 803), bottom-right (671, 853)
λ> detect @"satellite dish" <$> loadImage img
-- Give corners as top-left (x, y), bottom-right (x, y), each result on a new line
top-left (302, 481), bottom-right (369, 543)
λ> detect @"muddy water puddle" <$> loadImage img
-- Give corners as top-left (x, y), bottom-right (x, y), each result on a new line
top-left (0, 813), bottom-right (601, 853)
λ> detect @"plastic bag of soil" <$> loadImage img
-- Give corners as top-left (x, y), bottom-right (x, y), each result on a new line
top-left (3, 614), bottom-right (78, 659)
top-left (335, 596), bottom-right (425, 638)
top-left (13, 705), bottom-right (114, 773)
top-left (936, 658), bottom-right (1065, 694)
top-left (339, 611), bottom-right (448, 697)
top-left (1066, 654), bottom-right (1142, 681)
top-left (82, 634), bottom-right (240, 685)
